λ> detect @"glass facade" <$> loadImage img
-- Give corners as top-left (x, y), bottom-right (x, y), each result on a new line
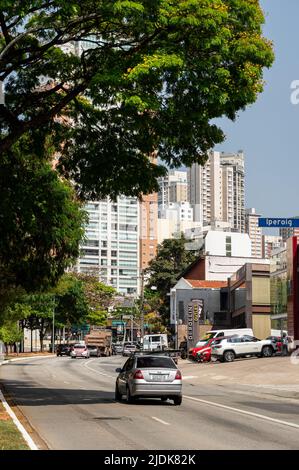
top-left (77, 196), bottom-right (140, 296)
top-left (270, 248), bottom-right (288, 331)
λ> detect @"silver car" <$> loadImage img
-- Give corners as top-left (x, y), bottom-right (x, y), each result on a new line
top-left (122, 343), bottom-right (137, 356)
top-left (115, 354), bottom-right (182, 405)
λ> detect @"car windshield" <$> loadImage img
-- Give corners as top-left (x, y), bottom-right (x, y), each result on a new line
top-left (74, 345), bottom-right (85, 349)
top-left (136, 357), bottom-right (176, 369)
top-left (199, 333), bottom-right (216, 342)
top-left (87, 345), bottom-right (96, 349)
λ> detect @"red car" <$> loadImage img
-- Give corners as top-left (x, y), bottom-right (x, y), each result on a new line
top-left (188, 338), bottom-right (215, 360)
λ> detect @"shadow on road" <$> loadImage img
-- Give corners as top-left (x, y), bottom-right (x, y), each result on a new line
top-left (1, 379), bottom-right (115, 406)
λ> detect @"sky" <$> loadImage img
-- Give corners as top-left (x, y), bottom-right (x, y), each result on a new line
top-left (214, 0), bottom-right (299, 223)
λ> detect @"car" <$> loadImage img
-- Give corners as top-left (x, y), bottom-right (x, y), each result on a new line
top-left (56, 344), bottom-right (72, 356)
top-left (115, 354), bottom-right (182, 405)
top-left (70, 344), bottom-right (90, 359)
top-left (188, 337), bottom-right (216, 360)
top-left (113, 343), bottom-right (124, 355)
top-left (122, 343), bottom-right (137, 356)
top-left (211, 335), bottom-right (275, 362)
top-left (86, 344), bottom-right (101, 357)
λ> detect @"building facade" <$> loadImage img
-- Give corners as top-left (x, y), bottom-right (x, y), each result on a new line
top-left (158, 170), bottom-right (188, 208)
top-left (77, 197), bottom-right (140, 296)
top-left (262, 235), bottom-right (284, 259)
top-left (245, 208), bottom-right (263, 258)
top-left (279, 218), bottom-right (299, 242)
top-left (139, 192), bottom-right (158, 271)
top-left (187, 150), bottom-right (245, 232)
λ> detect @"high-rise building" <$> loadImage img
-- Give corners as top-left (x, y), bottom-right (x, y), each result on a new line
top-left (158, 170), bottom-right (188, 208)
top-left (187, 150), bottom-right (245, 232)
top-left (77, 197), bottom-right (140, 296)
top-left (245, 208), bottom-right (263, 258)
top-left (139, 192), bottom-right (158, 271)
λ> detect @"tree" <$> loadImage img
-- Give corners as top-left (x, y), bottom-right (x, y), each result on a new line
top-left (0, 140), bottom-right (86, 304)
top-left (146, 235), bottom-right (197, 322)
top-left (0, 322), bottom-right (23, 354)
top-left (0, 1), bottom-right (274, 198)
top-left (54, 272), bottom-right (116, 328)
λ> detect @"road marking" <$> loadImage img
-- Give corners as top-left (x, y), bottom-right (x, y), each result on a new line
top-left (184, 395), bottom-right (299, 430)
top-left (152, 417), bottom-right (170, 426)
top-left (182, 376), bottom-right (197, 380)
top-left (83, 359), bottom-right (114, 378)
top-left (0, 390), bottom-right (38, 450)
top-left (63, 381), bottom-right (70, 384)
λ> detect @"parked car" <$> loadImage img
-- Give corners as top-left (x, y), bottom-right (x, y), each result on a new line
top-left (115, 354), bottom-right (182, 405)
top-left (70, 344), bottom-right (90, 359)
top-left (86, 344), bottom-right (101, 357)
top-left (189, 337), bottom-right (217, 360)
top-left (122, 343), bottom-right (137, 356)
top-left (211, 335), bottom-right (275, 362)
top-left (193, 328), bottom-right (254, 349)
top-left (56, 344), bottom-right (72, 356)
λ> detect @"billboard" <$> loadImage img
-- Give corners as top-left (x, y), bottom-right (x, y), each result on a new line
top-left (187, 300), bottom-right (204, 346)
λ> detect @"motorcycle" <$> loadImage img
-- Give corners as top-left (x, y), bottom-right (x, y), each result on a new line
top-left (195, 346), bottom-right (211, 363)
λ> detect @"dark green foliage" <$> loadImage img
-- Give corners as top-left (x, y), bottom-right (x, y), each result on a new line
top-left (146, 235), bottom-right (197, 322)
top-left (0, 0), bottom-right (274, 198)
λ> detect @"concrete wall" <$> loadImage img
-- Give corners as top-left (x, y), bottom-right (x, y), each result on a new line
top-left (205, 231), bottom-right (252, 258)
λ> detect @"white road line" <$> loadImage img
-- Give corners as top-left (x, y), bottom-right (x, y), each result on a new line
top-left (182, 376), bottom-right (197, 380)
top-left (184, 395), bottom-right (299, 430)
top-left (151, 417), bottom-right (170, 426)
top-left (83, 359), bottom-right (114, 378)
top-left (0, 390), bottom-right (38, 450)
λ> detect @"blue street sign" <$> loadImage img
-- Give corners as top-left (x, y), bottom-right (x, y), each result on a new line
top-left (258, 218), bottom-right (299, 228)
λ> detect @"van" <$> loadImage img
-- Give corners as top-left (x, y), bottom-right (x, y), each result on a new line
top-left (194, 328), bottom-right (254, 348)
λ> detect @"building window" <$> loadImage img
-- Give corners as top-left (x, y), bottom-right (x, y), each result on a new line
top-left (226, 236), bottom-right (232, 257)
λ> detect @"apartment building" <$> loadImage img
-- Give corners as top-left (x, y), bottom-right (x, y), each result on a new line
top-left (77, 197), bottom-right (140, 296)
top-left (139, 192), bottom-right (158, 271)
top-left (245, 208), bottom-right (263, 258)
top-left (158, 170), bottom-right (188, 208)
top-left (262, 235), bottom-right (285, 259)
top-left (188, 150), bottom-right (245, 232)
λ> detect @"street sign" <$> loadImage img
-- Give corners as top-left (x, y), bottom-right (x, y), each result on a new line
top-left (258, 218), bottom-right (299, 228)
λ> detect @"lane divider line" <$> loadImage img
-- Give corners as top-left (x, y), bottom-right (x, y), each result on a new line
top-left (83, 359), bottom-right (114, 378)
top-left (0, 390), bottom-right (38, 450)
top-left (151, 417), bottom-right (170, 426)
top-left (184, 395), bottom-right (299, 430)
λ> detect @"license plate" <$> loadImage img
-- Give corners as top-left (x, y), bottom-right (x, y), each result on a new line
top-left (150, 375), bottom-right (167, 381)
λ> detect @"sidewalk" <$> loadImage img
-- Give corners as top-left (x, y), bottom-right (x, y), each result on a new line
top-left (179, 356), bottom-right (299, 399)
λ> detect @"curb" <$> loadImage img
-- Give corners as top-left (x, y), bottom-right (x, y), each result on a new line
top-left (0, 355), bottom-right (56, 366)
top-left (0, 389), bottom-right (38, 450)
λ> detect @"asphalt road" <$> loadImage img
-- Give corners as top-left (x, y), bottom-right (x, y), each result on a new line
top-left (1, 355), bottom-right (299, 450)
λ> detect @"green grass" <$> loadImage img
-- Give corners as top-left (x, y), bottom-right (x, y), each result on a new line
top-left (0, 404), bottom-right (29, 450)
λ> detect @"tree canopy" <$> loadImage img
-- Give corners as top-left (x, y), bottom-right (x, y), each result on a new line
top-left (0, 141), bottom-right (86, 295)
top-left (146, 235), bottom-right (198, 321)
top-left (0, 0), bottom-right (274, 198)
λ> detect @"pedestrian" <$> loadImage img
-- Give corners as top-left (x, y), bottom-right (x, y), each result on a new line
top-left (282, 334), bottom-right (289, 356)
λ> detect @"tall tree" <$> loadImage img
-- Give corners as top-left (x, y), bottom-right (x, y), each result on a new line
top-left (0, 138), bottom-right (86, 305)
top-left (0, 0), bottom-right (274, 198)
top-left (146, 235), bottom-right (197, 322)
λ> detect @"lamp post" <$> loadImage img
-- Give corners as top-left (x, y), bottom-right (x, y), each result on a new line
top-left (52, 297), bottom-right (55, 355)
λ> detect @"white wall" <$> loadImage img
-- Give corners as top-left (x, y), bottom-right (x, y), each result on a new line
top-left (205, 255), bottom-right (269, 281)
top-left (205, 231), bottom-right (252, 257)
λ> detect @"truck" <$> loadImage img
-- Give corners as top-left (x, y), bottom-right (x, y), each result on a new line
top-left (141, 334), bottom-right (180, 364)
top-left (84, 328), bottom-right (112, 357)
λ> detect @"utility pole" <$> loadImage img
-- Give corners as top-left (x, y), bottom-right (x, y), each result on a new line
top-left (52, 297), bottom-right (55, 354)
top-left (140, 270), bottom-right (145, 339)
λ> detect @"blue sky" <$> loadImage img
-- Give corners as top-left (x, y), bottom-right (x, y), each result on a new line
top-left (215, 0), bottom-right (299, 221)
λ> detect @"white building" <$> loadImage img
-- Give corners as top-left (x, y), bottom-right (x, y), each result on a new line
top-left (199, 255), bottom-right (269, 281)
top-left (245, 208), bottom-right (263, 258)
top-left (157, 202), bottom-right (202, 244)
top-left (262, 235), bottom-right (285, 259)
top-left (204, 231), bottom-right (252, 258)
top-left (187, 150), bottom-right (245, 232)
top-left (77, 197), bottom-right (140, 296)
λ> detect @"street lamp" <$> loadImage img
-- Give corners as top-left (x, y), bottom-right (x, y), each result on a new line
top-left (52, 296), bottom-right (55, 355)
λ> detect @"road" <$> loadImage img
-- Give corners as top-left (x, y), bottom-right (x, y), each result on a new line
top-left (1, 355), bottom-right (299, 450)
